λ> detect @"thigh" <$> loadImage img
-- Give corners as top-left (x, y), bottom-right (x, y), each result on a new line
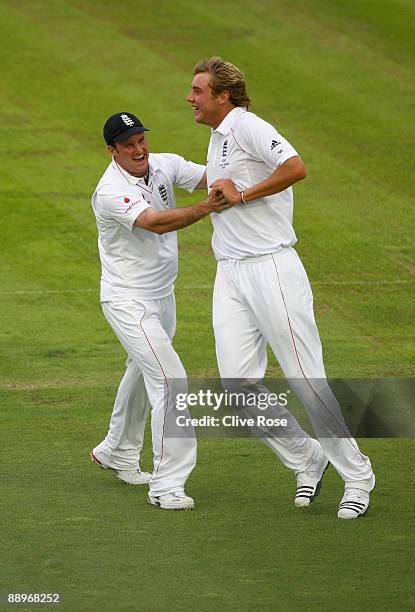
top-left (248, 249), bottom-right (326, 379)
top-left (159, 292), bottom-right (177, 341)
top-left (102, 300), bottom-right (186, 382)
top-left (213, 263), bottom-right (267, 378)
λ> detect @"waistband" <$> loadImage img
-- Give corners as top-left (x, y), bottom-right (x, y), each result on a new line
top-left (218, 247), bottom-right (286, 267)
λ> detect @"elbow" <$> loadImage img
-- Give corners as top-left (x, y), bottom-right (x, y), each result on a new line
top-left (152, 224), bottom-right (171, 235)
top-left (284, 157), bottom-right (307, 185)
top-left (135, 209), bottom-right (166, 234)
top-left (297, 161), bottom-right (307, 182)
top-left (140, 220), bottom-right (166, 235)
top-left (149, 225), bottom-right (165, 235)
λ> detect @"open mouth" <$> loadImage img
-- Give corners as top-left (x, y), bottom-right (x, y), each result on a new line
top-left (133, 154), bottom-right (145, 161)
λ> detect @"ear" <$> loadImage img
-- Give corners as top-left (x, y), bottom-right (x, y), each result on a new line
top-left (219, 90), bottom-right (231, 105)
top-left (107, 144), bottom-right (117, 156)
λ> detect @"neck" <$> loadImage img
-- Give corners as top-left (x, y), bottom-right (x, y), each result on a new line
top-left (132, 169), bottom-right (149, 183)
top-left (211, 104), bottom-right (236, 129)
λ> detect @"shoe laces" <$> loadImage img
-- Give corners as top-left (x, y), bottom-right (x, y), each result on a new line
top-left (343, 488), bottom-right (365, 502)
top-left (296, 472), bottom-right (308, 486)
top-left (171, 491), bottom-right (186, 499)
top-left (296, 469), bottom-right (318, 486)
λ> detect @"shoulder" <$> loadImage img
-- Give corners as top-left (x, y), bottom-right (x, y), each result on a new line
top-left (237, 110), bottom-right (279, 135)
top-left (94, 162), bottom-right (123, 195)
top-left (149, 152), bottom-right (182, 177)
top-left (150, 152), bottom-right (202, 184)
top-left (93, 167), bottom-right (135, 210)
top-left (150, 152), bottom-right (184, 169)
top-left (231, 111), bottom-right (281, 156)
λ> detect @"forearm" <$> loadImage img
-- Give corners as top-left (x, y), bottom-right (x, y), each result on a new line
top-left (136, 201), bottom-right (211, 234)
top-left (154, 202), bottom-right (211, 233)
top-left (242, 157), bottom-right (307, 203)
top-left (211, 157), bottom-right (307, 205)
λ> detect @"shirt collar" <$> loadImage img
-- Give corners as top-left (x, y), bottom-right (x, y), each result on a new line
top-left (213, 106), bottom-right (247, 136)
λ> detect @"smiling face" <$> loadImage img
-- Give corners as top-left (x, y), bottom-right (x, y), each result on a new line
top-left (108, 132), bottom-right (149, 177)
top-left (186, 72), bottom-right (233, 129)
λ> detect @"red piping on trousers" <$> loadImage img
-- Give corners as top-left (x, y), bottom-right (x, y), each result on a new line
top-left (138, 304), bottom-right (168, 476)
top-left (271, 253), bottom-right (368, 460)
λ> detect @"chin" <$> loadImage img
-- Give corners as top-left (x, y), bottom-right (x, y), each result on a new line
top-left (135, 164), bottom-right (148, 177)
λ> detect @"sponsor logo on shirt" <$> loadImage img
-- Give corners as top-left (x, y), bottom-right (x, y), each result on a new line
top-left (124, 199), bottom-right (140, 213)
top-left (271, 140), bottom-right (281, 150)
top-left (158, 184), bottom-right (169, 207)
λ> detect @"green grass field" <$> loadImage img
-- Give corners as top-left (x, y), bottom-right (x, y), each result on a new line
top-left (1, 0), bottom-right (414, 610)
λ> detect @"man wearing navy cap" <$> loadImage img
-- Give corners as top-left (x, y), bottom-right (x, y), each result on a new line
top-left (90, 112), bottom-right (231, 510)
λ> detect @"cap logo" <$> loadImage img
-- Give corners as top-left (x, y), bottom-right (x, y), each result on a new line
top-left (121, 114), bottom-right (135, 127)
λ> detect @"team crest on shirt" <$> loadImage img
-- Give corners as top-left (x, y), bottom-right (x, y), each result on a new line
top-left (157, 184), bottom-right (169, 207)
top-left (220, 139), bottom-right (230, 169)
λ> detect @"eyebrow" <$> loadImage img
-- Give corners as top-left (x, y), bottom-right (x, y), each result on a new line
top-left (122, 136), bottom-right (146, 146)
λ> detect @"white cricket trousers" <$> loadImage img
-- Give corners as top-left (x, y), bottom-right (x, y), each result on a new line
top-left (96, 294), bottom-right (196, 497)
top-left (213, 247), bottom-right (374, 491)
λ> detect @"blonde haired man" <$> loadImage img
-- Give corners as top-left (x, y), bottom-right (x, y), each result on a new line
top-left (187, 57), bottom-right (375, 519)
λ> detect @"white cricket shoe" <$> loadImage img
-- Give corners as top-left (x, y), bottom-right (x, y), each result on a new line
top-left (115, 470), bottom-right (152, 485)
top-left (338, 488), bottom-right (370, 519)
top-left (89, 451), bottom-right (151, 485)
top-left (295, 449), bottom-right (329, 508)
top-left (147, 491), bottom-right (194, 511)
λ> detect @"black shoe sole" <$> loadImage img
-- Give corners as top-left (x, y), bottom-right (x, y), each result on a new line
top-left (312, 462), bottom-right (330, 503)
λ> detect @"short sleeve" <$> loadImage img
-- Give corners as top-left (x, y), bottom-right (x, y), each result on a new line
top-left (233, 115), bottom-right (299, 168)
top-left (94, 190), bottom-right (150, 231)
top-left (162, 154), bottom-right (206, 192)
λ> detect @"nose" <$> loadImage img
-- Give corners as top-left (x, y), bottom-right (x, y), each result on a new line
top-left (186, 91), bottom-right (193, 103)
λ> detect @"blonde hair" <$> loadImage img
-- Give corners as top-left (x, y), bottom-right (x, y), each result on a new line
top-left (194, 57), bottom-right (251, 108)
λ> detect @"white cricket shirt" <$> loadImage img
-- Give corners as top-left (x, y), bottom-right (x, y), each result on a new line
top-left (92, 153), bottom-right (205, 302)
top-left (207, 106), bottom-right (299, 260)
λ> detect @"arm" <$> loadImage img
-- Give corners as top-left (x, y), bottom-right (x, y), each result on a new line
top-left (195, 171), bottom-right (207, 190)
top-left (134, 191), bottom-right (230, 234)
top-left (210, 156), bottom-right (307, 205)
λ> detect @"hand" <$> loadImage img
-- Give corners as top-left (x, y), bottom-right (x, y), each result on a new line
top-left (210, 179), bottom-right (242, 205)
top-left (206, 189), bottom-right (234, 213)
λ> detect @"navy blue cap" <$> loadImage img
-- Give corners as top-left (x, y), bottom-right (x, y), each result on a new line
top-left (103, 112), bottom-right (149, 144)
